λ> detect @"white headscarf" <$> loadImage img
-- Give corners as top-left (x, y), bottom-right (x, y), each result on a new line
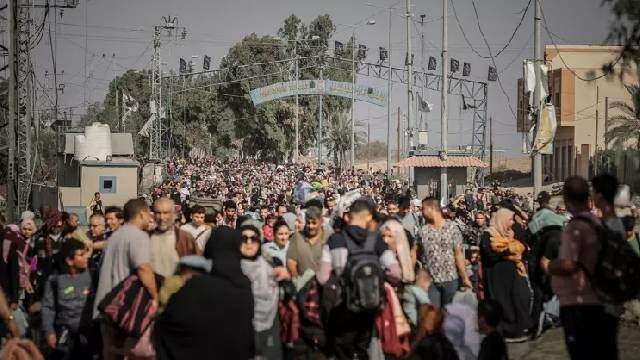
top-left (380, 220), bottom-right (414, 283)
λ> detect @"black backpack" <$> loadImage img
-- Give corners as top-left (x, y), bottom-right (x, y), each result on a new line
top-left (572, 215), bottom-right (640, 303)
top-left (343, 232), bottom-right (385, 313)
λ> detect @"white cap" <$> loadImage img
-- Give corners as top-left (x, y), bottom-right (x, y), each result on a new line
top-left (615, 184), bottom-right (632, 208)
top-left (20, 211), bottom-right (35, 221)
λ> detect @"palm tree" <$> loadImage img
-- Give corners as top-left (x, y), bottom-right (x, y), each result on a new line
top-left (323, 111), bottom-right (364, 171)
top-left (606, 84), bottom-right (640, 150)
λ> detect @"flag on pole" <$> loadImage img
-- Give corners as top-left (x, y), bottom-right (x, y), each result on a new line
top-left (417, 93), bottom-right (433, 113)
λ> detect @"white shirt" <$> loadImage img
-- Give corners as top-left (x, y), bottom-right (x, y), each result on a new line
top-left (180, 223), bottom-right (211, 252)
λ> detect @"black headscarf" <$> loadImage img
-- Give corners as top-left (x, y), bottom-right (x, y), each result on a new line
top-left (204, 226), bottom-right (250, 288)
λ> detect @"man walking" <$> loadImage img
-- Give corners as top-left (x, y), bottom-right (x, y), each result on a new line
top-left (420, 197), bottom-right (472, 307)
top-left (151, 198), bottom-right (198, 277)
top-left (94, 199), bottom-right (158, 360)
top-left (550, 176), bottom-right (619, 360)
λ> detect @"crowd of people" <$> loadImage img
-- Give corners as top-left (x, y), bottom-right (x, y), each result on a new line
top-left (0, 156), bottom-right (639, 360)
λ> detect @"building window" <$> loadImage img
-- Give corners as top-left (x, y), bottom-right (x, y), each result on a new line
top-left (99, 176), bottom-right (117, 193)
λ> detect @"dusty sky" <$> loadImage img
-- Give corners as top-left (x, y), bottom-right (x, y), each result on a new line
top-left (29, 0), bottom-right (615, 156)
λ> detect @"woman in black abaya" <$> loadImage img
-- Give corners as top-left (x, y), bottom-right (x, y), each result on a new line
top-left (154, 226), bottom-right (255, 359)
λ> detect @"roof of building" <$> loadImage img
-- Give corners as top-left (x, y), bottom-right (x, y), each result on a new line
top-left (395, 156), bottom-right (488, 168)
top-left (79, 157), bottom-right (140, 167)
top-left (63, 132), bottom-right (134, 156)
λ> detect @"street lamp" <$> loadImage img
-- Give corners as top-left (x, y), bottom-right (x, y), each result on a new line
top-left (345, 19), bottom-right (376, 171)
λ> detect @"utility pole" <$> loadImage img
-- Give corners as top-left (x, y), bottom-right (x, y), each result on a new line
top-left (366, 109), bottom-right (371, 171)
top-left (533, 0), bottom-right (543, 197)
top-left (604, 96), bottom-right (609, 150)
top-left (149, 16), bottom-right (187, 161)
top-left (318, 66), bottom-right (323, 166)
top-left (115, 87), bottom-right (120, 131)
top-left (295, 41), bottom-right (300, 163)
top-left (350, 31), bottom-right (357, 170)
top-left (440, 0), bottom-right (449, 204)
top-left (490, 116), bottom-right (493, 176)
top-left (406, 0), bottom-right (414, 184)
top-left (386, 7), bottom-right (393, 177)
top-left (397, 106), bottom-right (401, 164)
top-left (595, 86), bottom-right (599, 172)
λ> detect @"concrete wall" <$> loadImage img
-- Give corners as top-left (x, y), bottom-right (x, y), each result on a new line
top-left (80, 166), bottom-right (138, 208)
top-left (59, 187), bottom-right (81, 208)
top-left (415, 167), bottom-right (468, 200)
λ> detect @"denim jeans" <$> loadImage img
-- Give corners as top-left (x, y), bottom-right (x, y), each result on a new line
top-left (428, 279), bottom-right (459, 308)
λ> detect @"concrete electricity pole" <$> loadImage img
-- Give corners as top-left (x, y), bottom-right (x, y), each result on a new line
top-left (406, 0), bottom-right (413, 183)
top-left (295, 41), bottom-right (300, 163)
top-left (386, 8), bottom-right (393, 177)
top-left (350, 31), bottom-right (357, 170)
top-left (440, 0), bottom-right (449, 204)
top-left (318, 66), bottom-right (323, 165)
top-left (533, 0), bottom-right (542, 197)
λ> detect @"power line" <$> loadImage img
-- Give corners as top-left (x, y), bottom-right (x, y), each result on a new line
top-left (539, 2), bottom-right (620, 82)
top-left (470, 0), bottom-right (517, 120)
top-left (450, 0), bottom-right (531, 59)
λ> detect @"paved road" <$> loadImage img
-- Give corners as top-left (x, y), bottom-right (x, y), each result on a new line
top-left (507, 324), bottom-right (640, 359)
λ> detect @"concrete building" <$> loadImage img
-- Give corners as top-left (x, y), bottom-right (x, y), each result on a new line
top-left (396, 152), bottom-right (488, 199)
top-left (58, 130), bottom-right (139, 224)
top-left (517, 45), bottom-right (637, 181)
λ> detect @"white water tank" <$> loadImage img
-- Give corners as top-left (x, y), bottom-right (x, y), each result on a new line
top-left (74, 122), bottom-right (112, 161)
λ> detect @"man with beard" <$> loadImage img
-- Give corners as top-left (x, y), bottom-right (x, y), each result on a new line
top-left (150, 198), bottom-right (198, 278)
top-left (286, 206), bottom-right (328, 279)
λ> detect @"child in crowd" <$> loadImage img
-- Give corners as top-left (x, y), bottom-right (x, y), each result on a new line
top-left (477, 299), bottom-right (509, 360)
top-left (41, 239), bottom-right (96, 359)
top-left (403, 267), bottom-right (432, 329)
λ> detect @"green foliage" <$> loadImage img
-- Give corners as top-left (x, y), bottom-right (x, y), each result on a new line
top-left (606, 84), bottom-right (640, 150)
top-left (81, 14), bottom-right (356, 163)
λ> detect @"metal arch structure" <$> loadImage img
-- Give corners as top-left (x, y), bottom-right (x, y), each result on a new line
top-left (161, 55), bottom-right (488, 181)
top-left (324, 56), bottom-right (488, 164)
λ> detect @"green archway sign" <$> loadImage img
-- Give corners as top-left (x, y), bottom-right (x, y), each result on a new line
top-left (250, 80), bottom-right (388, 107)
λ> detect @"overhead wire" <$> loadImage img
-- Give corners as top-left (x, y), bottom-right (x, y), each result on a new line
top-left (539, 2), bottom-right (621, 82)
top-left (470, 0), bottom-right (517, 120)
top-left (450, 0), bottom-right (531, 59)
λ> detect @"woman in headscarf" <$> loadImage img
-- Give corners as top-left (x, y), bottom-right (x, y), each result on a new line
top-left (239, 224), bottom-right (289, 360)
top-left (154, 226), bottom-right (255, 359)
top-left (479, 208), bottom-right (531, 342)
top-left (380, 219), bottom-right (415, 283)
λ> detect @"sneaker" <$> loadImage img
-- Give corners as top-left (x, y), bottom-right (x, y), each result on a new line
top-left (505, 336), bottom-right (529, 343)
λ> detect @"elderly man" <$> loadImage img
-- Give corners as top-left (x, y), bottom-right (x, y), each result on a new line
top-left (151, 198), bottom-right (198, 277)
top-left (87, 213), bottom-right (107, 251)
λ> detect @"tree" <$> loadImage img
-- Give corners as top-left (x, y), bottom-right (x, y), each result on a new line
top-left (323, 111), bottom-right (364, 170)
top-left (606, 84), bottom-right (640, 149)
top-left (603, 0), bottom-right (640, 77)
